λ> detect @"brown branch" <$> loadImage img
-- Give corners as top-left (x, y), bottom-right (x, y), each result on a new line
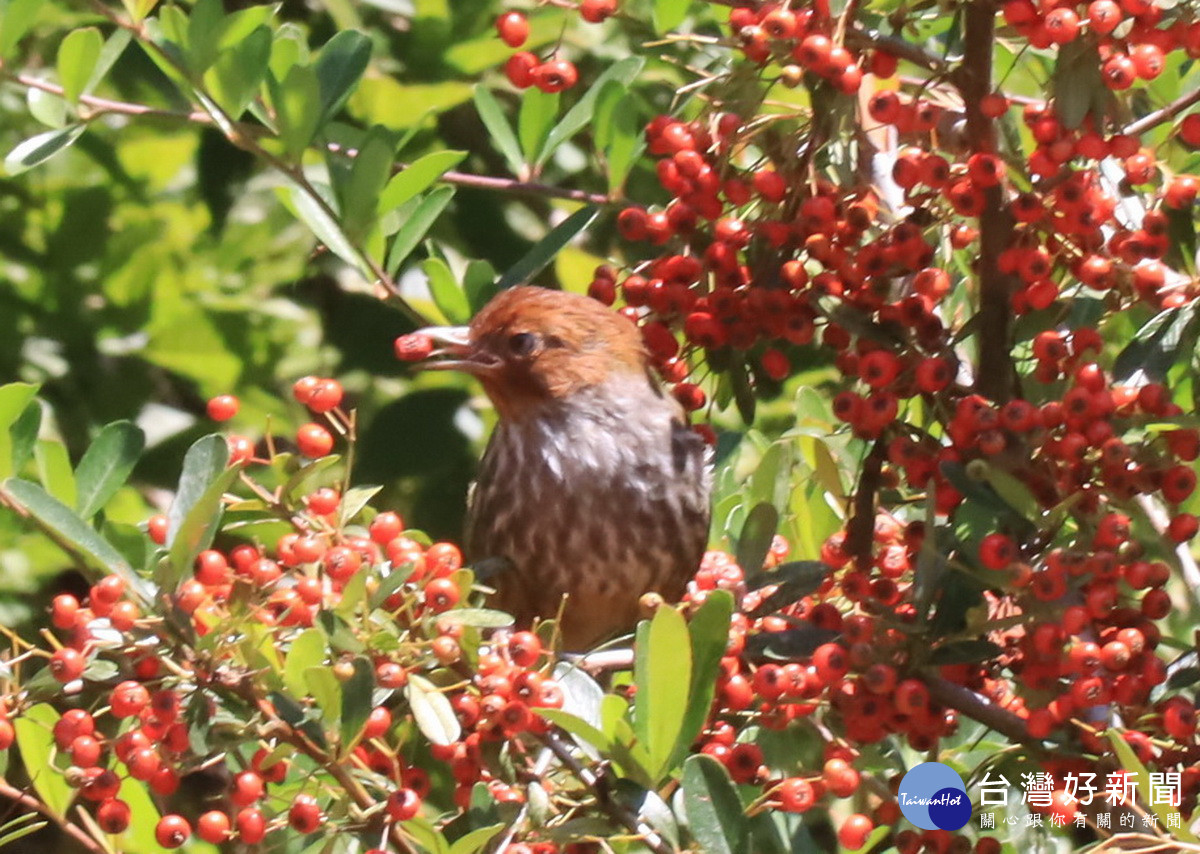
top-left (323, 143), bottom-right (617, 206)
top-left (955, 0), bottom-right (1019, 404)
top-left (846, 438), bottom-right (886, 571)
top-left (845, 27), bottom-right (951, 75)
top-left (539, 731), bottom-right (675, 854)
top-left (0, 779), bottom-right (104, 854)
top-left (922, 675), bottom-right (1045, 750)
top-left (1123, 87), bottom-right (1200, 137)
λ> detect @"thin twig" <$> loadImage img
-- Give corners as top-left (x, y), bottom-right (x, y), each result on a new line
top-left (1123, 87), bottom-right (1200, 137)
top-left (0, 779), bottom-right (105, 854)
top-left (539, 731), bottom-right (675, 854)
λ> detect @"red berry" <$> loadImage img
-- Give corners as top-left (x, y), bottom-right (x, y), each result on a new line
top-left (147, 514), bottom-right (169, 545)
top-left (776, 777), bottom-right (816, 812)
top-left (306, 379), bottom-right (343, 414)
top-left (292, 375), bottom-right (320, 404)
top-left (580, 0), bottom-right (618, 23)
top-left (386, 787), bottom-right (422, 821)
top-left (206, 394), bottom-right (239, 421)
top-left (394, 333), bottom-right (435, 361)
top-left (838, 814), bottom-right (874, 850)
top-left (155, 815), bottom-right (191, 849)
top-left (505, 51), bottom-right (539, 89)
top-left (307, 487), bottom-right (340, 515)
top-left (197, 810), bottom-right (232, 843)
top-left (96, 799), bottom-right (131, 834)
top-left (288, 795), bottom-right (322, 834)
top-left (495, 11), bottom-right (529, 47)
top-left (237, 807), bottom-right (266, 844)
top-left (49, 647), bottom-right (86, 683)
top-left (296, 423), bottom-right (334, 458)
top-left (532, 59), bottom-right (578, 93)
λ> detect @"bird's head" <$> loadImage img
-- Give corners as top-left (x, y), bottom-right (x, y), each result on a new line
top-left (413, 286), bottom-right (649, 420)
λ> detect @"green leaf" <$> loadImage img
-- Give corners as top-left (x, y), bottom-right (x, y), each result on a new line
top-left (338, 484), bottom-right (381, 525)
top-left (495, 206), bottom-right (599, 291)
top-left (3, 125), bottom-right (85, 176)
top-left (285, 628), bottom-right (327, 697)
top-left (386, 186), bottom-right (456, 274)
top-left (634, 605), bottom-right (691, 781)
top-left (339, 656), bottom-right (375, 748)
top-left (537, 57), bottom-right (644, 168)
top-left (736, 502), bottom-right (778, 576)
top-left (605, 97), bottom-right (641, 194)
top-left (305, 665), bottom-right (343, 730)
top-left (681, 755), bottom-right (748, 854)
top-left (9, 399), bottom-right (40, 477)
top-left (315, 29), bottom-right (371, 124)
top-left (464, 259), bottom-right (498, 314)
top-left (337, 126), bottom-right (394, 240)
top-left (473, 86), bottom-right (524, 176)
top-left (424, 257), bottom-right (470, 325)
top-left (34, 440), bottom-right (75, 509)
top-left (85, 28), bottom-right (132, 98)
top-left (537, 708), bottom-right (615, 754)
top-left (0, 382), bottom-right (39, 480)
top-left (186, 0), bottom-right (226, 73)
top-left (272, 63), bottom-right (321, 158)
top-left (518, 87), bottom-right (559, 165)
top-left (56, 27), bottom-right (102, 105)
top-left (744, 560), bottom-right (828, 619)
top-left (27, 87), bottom-right (68, 129)
top-left (654, 0), bottom-right (692, 32)
top-left (0, 815), bottom-right (47, 850)
top-left (205, 24), bottom-right (270, 118)
top-left (407, 673), bottom-right (461, 746)
top-left (1108, 731), bottom-right (1199, 842)
top-left (2, 478), bottom-right (143, 592)
top-left (730, 359), bottom-right (756, 424)
top-left (1114, 303), bottom-right (1200, 383)
top-left (14, 705), bottom-right (73, 819)
top-left (75, 421), bottom-right (144, 520)
top-left (0, 0), bottom-right (42, 58)
top-left (448, 824), bottom-right (505, 854)
top-left (120, 0), bottom-right (159, 22)
top-left (675, 590), bottom-right (733, 768)
top-left (378, 150), bottom-right (466, 214)
top-left (284, 180), bottom-right (364, 272)
top-left (163, 435), bottom-right (239, 590)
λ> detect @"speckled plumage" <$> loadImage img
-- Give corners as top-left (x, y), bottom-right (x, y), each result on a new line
top-left (415, 286), bottom-right (711, 649)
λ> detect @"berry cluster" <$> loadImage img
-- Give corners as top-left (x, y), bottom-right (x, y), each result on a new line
top-left (496, 2), bottom-right (619, 93)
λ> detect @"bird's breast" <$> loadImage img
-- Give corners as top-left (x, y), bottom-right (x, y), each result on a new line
top-left (464, 375), bottom-right (711, 647)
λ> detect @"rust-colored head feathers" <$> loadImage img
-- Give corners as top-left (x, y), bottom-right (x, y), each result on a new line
top-left (420, 286), bottom-right (648, 420)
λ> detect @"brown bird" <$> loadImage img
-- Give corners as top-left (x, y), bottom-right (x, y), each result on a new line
top-left (409, 286), bottom-right (711, 649)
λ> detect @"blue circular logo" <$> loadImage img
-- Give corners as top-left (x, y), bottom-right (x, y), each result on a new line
top-left (898, 762), bottom-right (970, 830)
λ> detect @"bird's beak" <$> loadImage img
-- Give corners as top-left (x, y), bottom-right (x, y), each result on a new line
top-left (416, 326), bottom-right (499, 374)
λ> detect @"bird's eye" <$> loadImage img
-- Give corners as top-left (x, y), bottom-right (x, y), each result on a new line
top-left (508, 332), bottom-right (539, 356)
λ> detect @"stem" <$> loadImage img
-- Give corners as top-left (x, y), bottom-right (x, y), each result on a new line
top-left (0, 779), bottom-right (105, 854)
top-left (539, 731), bottom-right (675, 854)
top-left (846, 439), bottom-right (886, 571)
top-left (955, 0), bottom-right (1019, 404)
top-left (921, 674), bottom-right (1044, 749)
top-left (1123, 87), bottom-right (1200, 136)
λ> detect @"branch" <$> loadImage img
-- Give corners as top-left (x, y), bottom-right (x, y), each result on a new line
top-left (844, 26), bottom-right (951, 75)
top-left (0, 779), bottom-right (104, 854)
top-left (1123, 87), bottom-right (1200, 137)
top-left (846, 438), bottom-right (886, 571)
top-left (323, 143), bottom-right (617, 206)
top-left (921, 674), bottom-right (1044, 749)
top-left (539, 731), bottom-right (675, 854)
top-left (955, 0), bottom-right (1019, 404)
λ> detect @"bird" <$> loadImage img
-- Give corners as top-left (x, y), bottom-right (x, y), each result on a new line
top-left (404, 285), bottom-right (711, 649)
